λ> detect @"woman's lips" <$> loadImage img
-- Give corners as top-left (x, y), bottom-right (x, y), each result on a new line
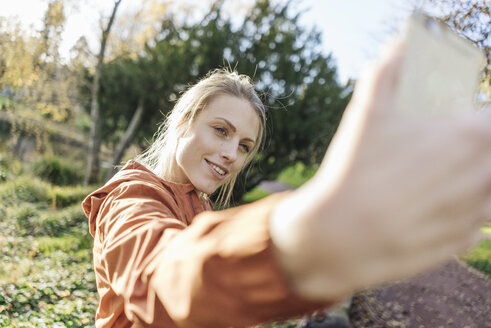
top-left (205, 159), bottom-right (228, 179)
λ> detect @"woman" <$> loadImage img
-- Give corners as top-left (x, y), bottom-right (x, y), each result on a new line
top-left (83, 42), bottom-right (489, 327)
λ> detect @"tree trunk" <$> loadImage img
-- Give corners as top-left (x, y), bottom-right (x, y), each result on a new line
top-left (105, 98), bottom-right (145, 181)
top-left (84, 0), bottom-right (123, 186)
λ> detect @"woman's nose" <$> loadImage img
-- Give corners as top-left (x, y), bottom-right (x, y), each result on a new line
top-left (220, 141), bottom-right (238, 162)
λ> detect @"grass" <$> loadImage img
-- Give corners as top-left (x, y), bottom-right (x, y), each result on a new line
top-left (462, 239), bottom-right (491, 278)
top-left (36, 235), bottom-right (93, 256)
top-left (277, 162), bottom-right (317, 188)
top-left (481, 225), bottom-right (491, 236)
top-left (0, 153), bottom-right (98, 326)
top-left (242, 186), bottom-right (271, 203)
top-left (242, 163), bottom-right (317, 203)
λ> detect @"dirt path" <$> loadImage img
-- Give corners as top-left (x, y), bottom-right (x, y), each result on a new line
top-left (259, 181), bottom-right (490, 327)
top-left (349, 259), bottom-right (490, 327)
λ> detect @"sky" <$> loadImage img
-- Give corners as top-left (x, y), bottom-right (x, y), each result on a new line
top-left (0, 0), bottom-right (417, 83)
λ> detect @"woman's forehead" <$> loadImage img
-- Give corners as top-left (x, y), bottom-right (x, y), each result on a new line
top-left (198, 95), bottom-right (261, 138)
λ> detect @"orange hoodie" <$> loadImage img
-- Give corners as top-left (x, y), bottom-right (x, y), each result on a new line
top-left (82, 161), bottom-right (332, 327)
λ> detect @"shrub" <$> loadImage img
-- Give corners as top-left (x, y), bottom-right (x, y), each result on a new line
top-left (277, 162), bottom-right (318, 188)
top-left (30, 205), bottom-right (88, 237)
top-left (49, 185), bottom-right (93, 208)
top-left (32, 155), bottom-right (83, 186)
top-left (37, 235), bottom-right (92, 255)
top-left (7, 203), bottom-right (39, 235)
top-left (0, 153), bottom-right (23, 178)
top-left (0, 176), bottom-right (51, 206)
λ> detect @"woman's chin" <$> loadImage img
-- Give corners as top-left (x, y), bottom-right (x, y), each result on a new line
top-left (193, 183), bottom-right (218, 195)
top-left (193, 176), bottom-right (229, 195)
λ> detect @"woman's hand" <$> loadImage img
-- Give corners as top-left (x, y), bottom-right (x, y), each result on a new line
top-left (270, 41), bottom-right (491, 300)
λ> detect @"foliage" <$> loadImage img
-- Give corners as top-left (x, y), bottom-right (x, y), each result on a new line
top-left (242, 162), bottom-right (317, 203)
top-left (32, 155), bottom-right (83, 186)
top-left (87, 0), bottom-right (351, 197)
top-left (482, 225), bottom-right (491, 235)
top-left (462, 239), bottom-right (491, 278)
top-left (242, 187), bottom-right (271, 203)
top-left (0, 152), bottom-right (23, 181)
top-left (0, 153), bottom-right (97, 326)
top-left (0, 0), bottom-right (81, 133)
top-left (0, 18), bottom-right (37, 91)
top-left (276, 162), bottom-right (318, 188)
top-left (10, 204), bottom-right (89, 237)
top-left (0, 176), bottom-right (52, 206)
top-left (0, 246), bottom-right (97, 327)
top-left (0, 95), bottom-right (11, 109)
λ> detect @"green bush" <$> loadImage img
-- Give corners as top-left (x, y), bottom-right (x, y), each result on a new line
top-left (7, 203), bottom-right (39, 235)
top-left (32, 155), bottom-right (83, 186)
top-left (0, 176), bottom-right (51, 206)
top-left (0, 153), bottom-right (23, 178)
top-left (49, 185), bottom-right (93, 208)
top-left (0, 175), bottom-right (92, 236)
top-left (30, 205), bottom-right (88, 237)
top-left (277, 162), bottom-right (317, 188)
top-left (37, 235), bottom-right (92, 255)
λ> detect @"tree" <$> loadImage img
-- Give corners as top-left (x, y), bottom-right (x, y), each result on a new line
top-left (32, 0), bottom-right (70, 113)
top-left (0, 18), bottom-right (37, 93)
top-left (1, 2), bottom-right (77, 122)
top-left (84, 0), bottom-right (123, 185)
top-left (106, 0), bottom-right (171, 58)
top-left (87, 0), bottom-right (351, 200)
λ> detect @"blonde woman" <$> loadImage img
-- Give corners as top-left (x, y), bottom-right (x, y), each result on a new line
top-left (83, 42), bottom-right (490, 327)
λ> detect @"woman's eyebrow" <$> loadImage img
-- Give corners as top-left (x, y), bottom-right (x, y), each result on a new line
top-left (214, 117), bottom-right (256, 144)
top-left (215, 117), bottom-right (236, 132)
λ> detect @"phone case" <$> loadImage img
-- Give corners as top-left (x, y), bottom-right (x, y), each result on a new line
top-left (394, 12), bottom-right (485, 115)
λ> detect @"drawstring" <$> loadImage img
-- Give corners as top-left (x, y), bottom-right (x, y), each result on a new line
top-left (187, 192), bottom-right (197, 216)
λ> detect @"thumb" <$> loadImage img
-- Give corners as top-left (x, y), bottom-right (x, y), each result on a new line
top-left (352, 40), bottom-right (406, 114)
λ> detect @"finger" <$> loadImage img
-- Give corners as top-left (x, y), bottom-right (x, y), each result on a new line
top-left (371, 40), bottom-right (406, 101)
top-left (352, 39), bottom-right (405, 113)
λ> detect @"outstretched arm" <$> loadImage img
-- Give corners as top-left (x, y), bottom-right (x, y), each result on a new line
top-left (270, 41), bottom-right (491, 300)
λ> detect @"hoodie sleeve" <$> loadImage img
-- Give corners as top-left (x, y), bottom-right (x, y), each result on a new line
top-left (92, 181), bottom-right (334, 328)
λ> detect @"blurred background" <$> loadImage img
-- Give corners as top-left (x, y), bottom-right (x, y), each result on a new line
top-left (0, 0), bottom-right (489, 327)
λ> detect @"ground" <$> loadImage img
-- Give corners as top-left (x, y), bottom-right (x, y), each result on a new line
top-left (348, 259), bottom-right (490, 328)
top-left (258, 181), bottom-right (491, 328)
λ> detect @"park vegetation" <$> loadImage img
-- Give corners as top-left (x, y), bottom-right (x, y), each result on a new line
top-left (0, 0), bottom-right (489, 326)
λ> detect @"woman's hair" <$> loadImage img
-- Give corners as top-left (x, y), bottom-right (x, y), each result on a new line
top-left (136, 68), bottom-right (266, 206)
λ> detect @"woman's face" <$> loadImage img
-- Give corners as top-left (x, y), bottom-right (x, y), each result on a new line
top-left (173, 94), bottom-right (260, 194)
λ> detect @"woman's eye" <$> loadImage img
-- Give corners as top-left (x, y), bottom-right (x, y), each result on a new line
top-left (214, 127), bottom-right (227, 136)
top-left (240, 144), bottom-right (250, 153)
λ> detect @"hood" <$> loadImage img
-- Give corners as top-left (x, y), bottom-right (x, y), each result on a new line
top-left (82, 161), bottom-right (194, 237)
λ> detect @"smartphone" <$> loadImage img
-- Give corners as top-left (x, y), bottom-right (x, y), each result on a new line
top-left (394, 12), bottom-right (485, 115)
